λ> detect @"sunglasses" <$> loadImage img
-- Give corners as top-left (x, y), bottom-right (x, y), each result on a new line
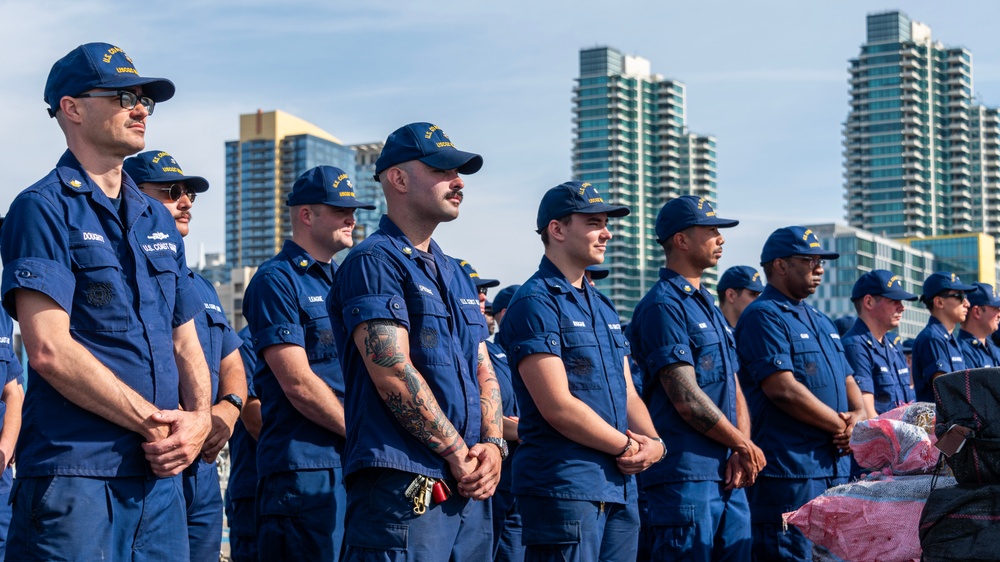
top-left (150, 183), bottom-right (197, 203)
top-left (787, 255), bottom-right (826, 269)
top-left (75, 90), bottom-right (156, 115)
top-left (941, 293), bottom-right (966, 301)
top-left (478, 287), bottom-right (489, 296)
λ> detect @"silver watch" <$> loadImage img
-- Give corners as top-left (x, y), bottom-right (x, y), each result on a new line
top-left (482, 437), bottom-right (509, 460)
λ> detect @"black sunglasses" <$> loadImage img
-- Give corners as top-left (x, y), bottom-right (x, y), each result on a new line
top-left (478, 287), bottom-right (489, 296)
top-left (75, 90), bottom-right (156, 115)
top-left (150, 183), bottom-right (197, 203)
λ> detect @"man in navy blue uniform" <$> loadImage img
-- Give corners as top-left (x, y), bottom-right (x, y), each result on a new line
top-left (124, 150), bottom-right (248, 561)
top-left (500, 181), bottom-right (665, 561)
top-left (842, 270), bottom-right (917, 419)
top-left (956, 283), bottom-right (1000, 368)
top-left (489, 284), bottom-right (524, 562)
top-left (627, 196), bottom-right (764, 561)
top-left (0, 42), bottom-right (212, 559)
top-left (0, 219), bottom-right (23, 559)
top-left (225, 327), bottom-right (262, 562)
top-left (243, 165), bottom-right (375, 560)
top-left (329, 122), bottom-right (503, 561)
top-left (717, 265), bottom-right (765, 329)
top-left (734, 226), bottom-right (866, 561)
top-left (912, 272), bottom-right (975, 402)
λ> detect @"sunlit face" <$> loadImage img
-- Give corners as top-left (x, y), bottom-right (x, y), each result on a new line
top-left (562, 213), bottom-right (611, 268)
top-left (870, 295), bottom-right (906, 331)
top-left (682, 225), bottom-right (725, 269)
top-left (76, 87), bottom-right (149, 159)
top-left (310, 205), bottom-right (357, 255)
top-left (401, 161), bottom-right (465, 223)
top-left (140, 181), bottom-right (193, 237)
top-left (779, 255), bottom-right (825, 300)
top-left (935, 291), bottom-right (970, 324)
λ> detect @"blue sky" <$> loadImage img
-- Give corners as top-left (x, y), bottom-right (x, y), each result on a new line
top-left (4, 1), bottom-right (1000, 288)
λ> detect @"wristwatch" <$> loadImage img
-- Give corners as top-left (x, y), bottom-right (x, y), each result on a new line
top-left (482, 437), bottom-right (509, 461)
top-left (652, 437), bottom-right (668, 463)
top-left (218, 393), bottom-right (243, 413)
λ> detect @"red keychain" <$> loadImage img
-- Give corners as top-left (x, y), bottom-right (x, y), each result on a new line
top-left (432, 480), bottom-right (452, 503)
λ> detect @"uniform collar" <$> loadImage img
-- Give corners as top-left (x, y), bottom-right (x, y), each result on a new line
top-left (958, 329), bottom-right (985, 346)
top-left (55, 149), bottom-right (150, 229)
top-left (761, 284), bottom-right (807, 312)
top-left (927, 316), bottom-right (954, 340)
top-left (844, 318), bottom-right (888, 349)
top-left (280, 239), bottom-right (334, 280)
top-left (661, 267), bottom-right (707, 301)
top-left (376, 215), bottom-right (457, 285)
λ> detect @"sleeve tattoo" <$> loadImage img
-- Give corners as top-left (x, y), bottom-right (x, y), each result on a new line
top-left (659, 363), bottom-right (723, 434)
top-left (363, 320), bottom-right (461, 456)
top-left (478, 351), bottom-right (503, 431)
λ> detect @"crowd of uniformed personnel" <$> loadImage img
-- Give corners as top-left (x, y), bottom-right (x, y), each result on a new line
top-left (0, 41), bottom-right (996, 562)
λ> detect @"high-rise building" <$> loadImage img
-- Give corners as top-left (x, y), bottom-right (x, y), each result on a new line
top-left (573, 46), bottom-right (718, 319)
top-left (349, 142), bottom-right (387, 244)
top-left (844, 11), bottom-right (1000, 263)
top-left (225, 110), bottom-right (357, 268)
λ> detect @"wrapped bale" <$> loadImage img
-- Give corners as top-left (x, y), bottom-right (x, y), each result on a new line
top-left (851, 418), bottom-right (938, 475)
top-left (785, 473), bottom-right (955, 562)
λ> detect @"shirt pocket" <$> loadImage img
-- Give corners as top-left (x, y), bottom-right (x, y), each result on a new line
top-left (791, 338), bottom-right (829, 390)
top-left (204, 308), bottom-right (231, 371)
top-left (69, 244), bottom-right (129, 332)
top-left (405, 293), bottom-right (453, 366)
top-left (299, 299), bottom-right (338, 363)
top-left (145, 253), bottom-right (178, 309)
top-left (689, 329), bottom-right (725, 386)
top-left (561, 329), bottom-right (604, 391)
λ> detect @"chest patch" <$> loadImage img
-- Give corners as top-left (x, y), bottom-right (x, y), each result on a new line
top-left (565, 355), bottom-right (594, 376)
top-left (85, 282), bottom-right (113, 307)
top-left (318, 329), bottom-right (335, 346)
top-left (419, 327), bottom-right (440, 349)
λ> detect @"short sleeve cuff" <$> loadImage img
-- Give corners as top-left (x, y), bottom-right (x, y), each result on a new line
top-left (644, 344), bottom-right (695, 377)
top-left (252, 323), bottom-right (305, 350)
top-left (923, 361), bottom-right (946, 378)
top-left (746, 355), bottom-right (792, 384)
top-left (851, 372), bottom-right (874, 394)
top-left (508, 332), bottom-right (561, 366)
top-left (173, 280), bottom-right (202, 328)
top-left (221, 328), bottom-right (243, 358)
top-left (1, 258), bottom-right (75, 318)
top-left (340, 294), bottom-right (409, 337)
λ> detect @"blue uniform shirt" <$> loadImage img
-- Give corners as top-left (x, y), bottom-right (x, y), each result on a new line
top-left (627, 268), bottom-right (738, 485)
top-left (735, 285), bottom-right (851, 479)
top-left (957, 329), bottom-right (1000, 369)
top-left (328, 215), bottom-right (487, 480)
top-left (0, 308), bottom-right (23, 493)
top-left (243, 240), bottom-right (345, 478)
top-left (227, 327), bottom-right (259, 502)
top-left (189, 273), bottom-right (242, 475)
top-left (912, 317), bottom-right (966, 402)
top-left (500, 256), bottom-right (634, 504)
top-left (843, 318), bottom-right (914, 415)
top-left (0, 150), bottom-right (200, 478)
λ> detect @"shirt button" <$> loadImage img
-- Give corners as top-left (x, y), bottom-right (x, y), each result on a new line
top-left (17, 270), bottom-right (30, 278)
top-left (352, 308), bottom-right (359, 315)
top-left (775, 360), bottom-right (783, 365)
top-left (392, 303), bottom-right (400, 309)
top-left (678, 350), bottom-right (686, 355)
top-left (281, 329), bottom-right (290, 335)
top-left (550, 339), bottom-right (557, 346)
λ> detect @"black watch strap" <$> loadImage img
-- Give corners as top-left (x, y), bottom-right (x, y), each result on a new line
top-left (218, 393), bottom-right (243, 413)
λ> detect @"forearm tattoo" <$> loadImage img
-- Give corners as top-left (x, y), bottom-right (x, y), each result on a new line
top-left (382, 362), bottom-right (460, 455)
top-left (364, 320), bottom-right (405, 367)
top-left (660, 364), bottom-right (722, 433)
top-left (478, 351), bottom-right (503, 433)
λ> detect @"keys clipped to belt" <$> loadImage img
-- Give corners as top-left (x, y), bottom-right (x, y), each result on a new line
top-left (404, 474), bottom-right (452, 515)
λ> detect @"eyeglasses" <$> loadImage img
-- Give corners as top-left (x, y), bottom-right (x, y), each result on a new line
top-left (150, 183), bottom-right (197, 203)
top-left (941, 293), bottom-right (967, 301)
top-left (478, 287), bottom-right (489, 296)
top-left (75, 90), bottom-right (156, 115)
top-left (787, 255), bottom-right (825, 268)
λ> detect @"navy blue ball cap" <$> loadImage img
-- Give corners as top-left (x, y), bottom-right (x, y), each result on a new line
top-left (458, 259), bottom-right (499, 288)
top-left (492, 285), bottom-right (521, 314)
top-left (922, 271), bottom-right (977, 298)
top-left (966, 282), bottom-right (1000, 307)
top-left (901, 338), bottom-right (915, 354)
top-left (536, 181), bottom-right (629, 233)
top-left (286, 166), bottom-right (377, 209)
top-left (374, 122), bottom-right (483, 178)
top-left (851, 269), bottom-right (918, 301)
top-left (44, 43), bottom-right (175, 117)
top-left (718, 265), bottom-right (765, 294)
top-left (123, 150), bottom-right (209, 193)
top-left (586, 265), bottom-right (610, 280)
top-left (655, 195), bottom-right (738, 242)
top-left (760, 226), bottom-right (839, 264)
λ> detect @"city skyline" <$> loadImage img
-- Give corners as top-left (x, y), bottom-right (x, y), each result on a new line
top-left (6, 2), bottom-right (1000, 295)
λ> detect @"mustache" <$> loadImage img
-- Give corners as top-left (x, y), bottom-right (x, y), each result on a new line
top-left (175, 212), bottom-right (191, 221)
top-left (447, 190), bottom-right (464, 201)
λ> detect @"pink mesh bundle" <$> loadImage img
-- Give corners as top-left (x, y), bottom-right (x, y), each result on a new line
top-left (851, 418), bottom-right (938, 475)
top-left (785, 474), bottom-right (953, 562)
